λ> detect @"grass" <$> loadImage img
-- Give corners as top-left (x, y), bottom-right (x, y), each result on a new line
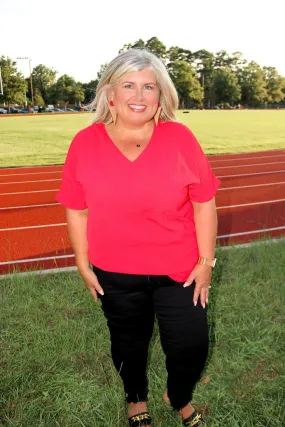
top-left (0, 110), bottom-right (285, 167)
top-left (1, 240), bottom-right (285, 426)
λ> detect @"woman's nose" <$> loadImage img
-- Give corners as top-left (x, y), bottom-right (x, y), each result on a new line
top-left (133, 87), bottom-right (144, 102)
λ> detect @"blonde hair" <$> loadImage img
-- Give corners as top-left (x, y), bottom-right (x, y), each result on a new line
top-left (89, 48), bottom-right (178, 123)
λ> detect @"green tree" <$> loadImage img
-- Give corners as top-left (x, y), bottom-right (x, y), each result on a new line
top-left (96, 63), bottom-right (108, 80)
top-left (214, 50), bottom-right (234, 68)
top-left (168, 61), bottom-right (203, 108)
top-left (119, 37), bottom-right (167, 60)
top-left (263, 67), bottom-right (285, 104)
top-left (0, 56), bottom-right (27, 109)
top-left (167, 46), bottom-right (190, 62)
top-left (82, 79), bottom-right (98, 103)
top-left (34, 89), bottom-right (45, 106)
top-left (145, 37), bottom-right (167, 59)
top-left (281, 77), bottom-right (285, 98)
top-left (212, 68), bottom-right (241, 106)
top-left (191, 50), bottom-right (215, 108)
top-left (238, 62), bottom-right (268, 106)
top-left (119, 38), bottom-right (146, 53)
top-left (52, 74), bottom-right (85, 109)
top-left (227, 51), bottom-right (247, 72)
top-left (32, 64), bottom-right (57, 104)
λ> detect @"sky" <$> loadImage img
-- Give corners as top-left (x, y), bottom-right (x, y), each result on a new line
top-left (2, 0), bottom-right (284, 82)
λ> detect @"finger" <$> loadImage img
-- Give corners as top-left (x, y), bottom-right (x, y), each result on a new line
top-left (85, 271), bottom-right (104, 296)
top-left (94, 282), bottom-right (104, 296)
top-left (200, 288), bottom-right (208, 309)
top-left (183, 276), bottom-right (195, 288)
top-left (86, 280), bottom-right (105, 301)
top-left (193, 285), bottom-right (201, 306)
top-left (206, 286), bottom-right (211, 304)
top-left (88, 286), bottom-right (98, 302)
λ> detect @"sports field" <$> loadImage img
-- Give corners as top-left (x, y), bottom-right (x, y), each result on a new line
top-left (0, 110), bottom-right (285, 167)
top-left (1, 111), bottom-right (285, 426)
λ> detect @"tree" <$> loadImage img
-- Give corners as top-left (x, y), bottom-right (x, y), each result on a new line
top-left (227, 52), bottom-right (247, 72)
top-left (167, 46), bottom-right (190, 62)
top-left (52, 74), bottom-right (85, 109)
top-left (281, 77), bottom-right (285, 98)
top-left (96, 63), bottom-right (108, 80)
top-left (0, 56), bottom-right (27, 109)
top-left (82, 80), bottom-right (98, 103)
top-left (145, 37), bottom-right (167, 60)
top-left (168, 61), bottom-right (203, 108)
top-left (214, 50), bottom-right (234, 69)
top-left (263, 67), bottom-right (285, 104)
top-left (238, 62), bottom-right (268, 106)
top-left (211, 68), bottom-right (241, 106)
top-left (32, 64), bottom-right (57, 104)
top-left (34, 89), bottom-right (45, 106)
top-left (119, 38), bottom-right (145, 53)
top-left (191, 50), bottom-right (215, 108)
top-left (119, 37), bottom-right (167, 60)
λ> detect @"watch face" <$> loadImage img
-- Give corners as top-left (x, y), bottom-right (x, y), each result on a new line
top-left (213, 258), bottom-right (217, 267)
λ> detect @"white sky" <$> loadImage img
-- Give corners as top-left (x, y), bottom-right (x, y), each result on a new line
top-left (2, 0), bottom-right (284, 82)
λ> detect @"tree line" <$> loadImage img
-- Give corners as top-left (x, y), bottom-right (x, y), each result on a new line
top-left (1, 37), bottom-right (285, 110)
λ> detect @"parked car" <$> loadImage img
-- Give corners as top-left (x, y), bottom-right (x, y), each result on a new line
top-left (10, 107), bottom-right (21, 113)
top-left (66, 108), bottom-right (76, 112)
top-left (19, 108), bottom-right (35, 113)
top-left (0, 108), bottom-right (7, 114)
top-left (52, 108), bottom-right (64, 112)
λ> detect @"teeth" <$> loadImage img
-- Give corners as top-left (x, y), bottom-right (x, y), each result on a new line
top-left (129, 105), bottom-right (145, 110)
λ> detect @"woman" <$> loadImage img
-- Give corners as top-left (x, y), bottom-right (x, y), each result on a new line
top-left (56, 48), bottom-right (220, 427)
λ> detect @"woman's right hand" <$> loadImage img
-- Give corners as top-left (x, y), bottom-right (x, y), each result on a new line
top-left (78, 266), bottom-right (104, 302)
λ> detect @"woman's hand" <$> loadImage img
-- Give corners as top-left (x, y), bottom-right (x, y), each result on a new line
top-left (78, 266), bottom-right (104, 302)
top-left (183, 264), bottom-right (212, 309)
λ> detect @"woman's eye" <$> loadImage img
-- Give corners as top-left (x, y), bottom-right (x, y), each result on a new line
top-left (124, 84), bottom-right (133, 89)
top-left (145, 85), bottom-right (153, 90)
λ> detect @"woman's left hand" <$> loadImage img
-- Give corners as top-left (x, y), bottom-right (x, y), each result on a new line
top-left (183, 264), bottom-right (212, 308)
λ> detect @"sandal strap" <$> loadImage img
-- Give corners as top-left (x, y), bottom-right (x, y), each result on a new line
top-left (183, 410), bottom-right (202, 426)
top-left (128, 411), bottom-right (151, 426)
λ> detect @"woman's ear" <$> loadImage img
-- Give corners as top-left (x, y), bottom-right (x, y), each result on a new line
top-left (108, 95), bottom-right (117, 124)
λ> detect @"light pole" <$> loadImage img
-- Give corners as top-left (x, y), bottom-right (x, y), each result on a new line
top-left (0, 67), bottom-right (3, 96)
top-left (17, 57), bottom-right (34, 107)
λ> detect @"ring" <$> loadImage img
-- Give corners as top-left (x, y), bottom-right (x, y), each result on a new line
top-left (208, 286), bottom-right (212, 289)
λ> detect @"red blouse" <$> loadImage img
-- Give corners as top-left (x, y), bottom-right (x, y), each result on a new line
top-left (56, 121), bottom-right (220, 282)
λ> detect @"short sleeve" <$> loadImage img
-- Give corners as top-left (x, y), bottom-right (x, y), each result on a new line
top-left (186, 130), bottom-right (221, 203)
top-left (56, 134), bottom-right (87, 210)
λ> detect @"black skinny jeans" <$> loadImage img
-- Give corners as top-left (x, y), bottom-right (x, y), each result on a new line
top-left (93, 265), bottom-right (209, 411)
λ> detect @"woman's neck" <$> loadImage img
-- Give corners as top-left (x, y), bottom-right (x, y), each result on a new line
top-left (110, 118), bottom-right (154, 134)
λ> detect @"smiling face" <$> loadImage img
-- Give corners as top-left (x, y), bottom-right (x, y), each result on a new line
top-left (111, 68), bottom-right (160, 126)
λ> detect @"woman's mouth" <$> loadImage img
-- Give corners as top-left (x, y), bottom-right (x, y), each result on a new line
top-left (128, 104), bottom-right (146, 112)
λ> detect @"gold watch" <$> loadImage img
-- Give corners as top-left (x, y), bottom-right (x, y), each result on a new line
top-left (197, 256), bottom-right (217, 268)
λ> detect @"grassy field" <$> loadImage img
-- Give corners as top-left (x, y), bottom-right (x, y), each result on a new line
top-left (0, 110), bottom-right (285, 167)
top-left (1, 240), bottom-right (285, 426)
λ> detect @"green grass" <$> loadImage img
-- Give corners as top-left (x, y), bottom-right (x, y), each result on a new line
top-left (1, 240), bottom-right (285, 426)
top-left (0, 111), bottom-right (285, 167)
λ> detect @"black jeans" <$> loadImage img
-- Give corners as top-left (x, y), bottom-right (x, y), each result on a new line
top-left (93, 265), bottom-right (209, 411)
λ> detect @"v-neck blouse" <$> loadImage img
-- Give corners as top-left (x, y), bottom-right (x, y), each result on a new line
top-left (56, 121), bottom-right (220, 282)
top-left (102, 121), bottom-right (156, 163)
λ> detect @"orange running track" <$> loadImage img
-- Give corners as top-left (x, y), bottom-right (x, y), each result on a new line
top-left (1, 150), bottom-right (285, 275)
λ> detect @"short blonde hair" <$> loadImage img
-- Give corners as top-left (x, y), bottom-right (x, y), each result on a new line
top-left (90, 48), bottom-right (178, 123)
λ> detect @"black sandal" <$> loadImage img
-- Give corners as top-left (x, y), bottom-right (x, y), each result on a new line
top-left (183, 410), bottom-right (202, 426)
top-left (128, 411), bottom-right (152, 426)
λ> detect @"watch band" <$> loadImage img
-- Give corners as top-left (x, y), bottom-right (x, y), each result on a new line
top-left (197, 256), bottom-right (217, 268)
